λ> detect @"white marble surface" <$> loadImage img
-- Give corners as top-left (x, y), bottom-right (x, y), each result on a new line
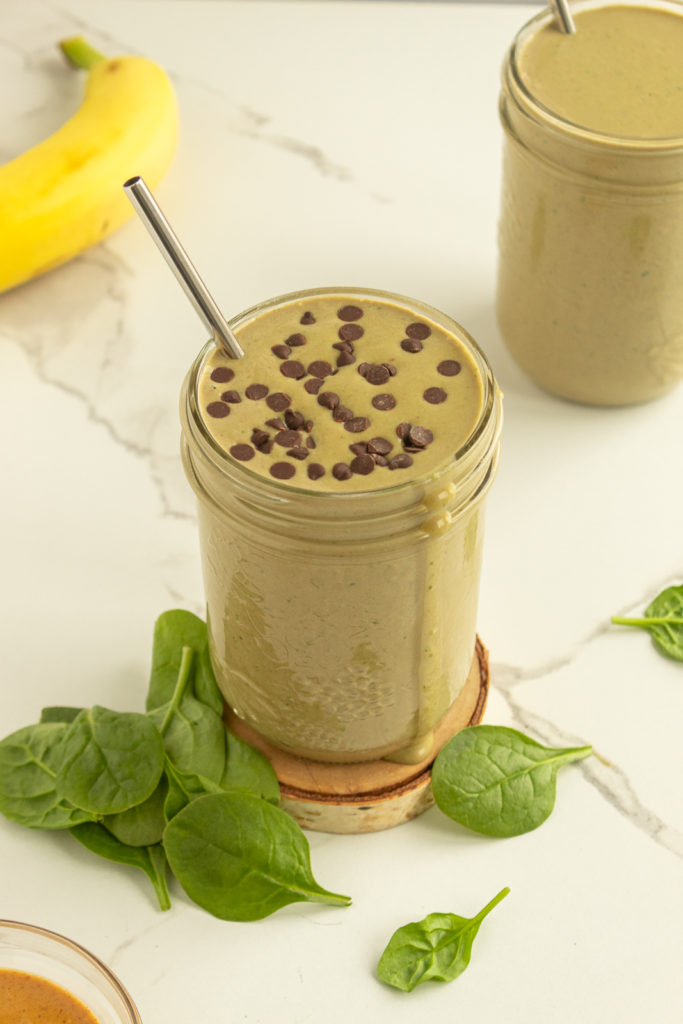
top-left (1, 1), bottom-right (682, 1021)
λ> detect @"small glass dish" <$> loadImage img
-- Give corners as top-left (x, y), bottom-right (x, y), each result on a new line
top-left (0, 919), bottom-right (141, 1023)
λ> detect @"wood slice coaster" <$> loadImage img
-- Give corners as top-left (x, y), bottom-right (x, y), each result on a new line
top-left (226, 636), bottom-right (489, 835)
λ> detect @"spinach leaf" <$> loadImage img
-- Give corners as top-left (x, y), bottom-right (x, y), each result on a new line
top-left (146, 610), bottom-right (212, 711)
top-left (612, 584), bottom-right (683, 661)
top-left (432, 725), bottom-right (592, 837)
top-left (0, 723), bottom-right (96, 829)
top-left (56, 706), bottom-right (165, 816)
top-left (377, 887), bottom-right (509, 992)
top-left (194, 640), bottom-right (224, 717)
top-left (103, 777), bottom-right (168, 847)
top-left (40, 707), bottom-right (83, 724)
top-left (163, 791), bottom-right (351, 921)
top-left (222, 731), bottom-right (280, 805)
top-left (70, 822), bottom-right (171, 911)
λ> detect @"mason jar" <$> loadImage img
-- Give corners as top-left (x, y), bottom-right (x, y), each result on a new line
top-left (180, 287), bottom-right (502, 765)
top-left (497, 0), bottom-right (683, 406)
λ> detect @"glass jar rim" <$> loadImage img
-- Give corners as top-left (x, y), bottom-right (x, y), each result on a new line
top-left (508, 0), bottom-right (683, 152)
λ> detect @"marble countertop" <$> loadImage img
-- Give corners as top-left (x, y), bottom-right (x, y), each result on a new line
top-left (1, 2), bottom-right (682, 1021)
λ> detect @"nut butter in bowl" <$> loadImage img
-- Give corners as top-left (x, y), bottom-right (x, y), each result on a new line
top-left (0, 920), bottom-right (141, 1024)
top-left (497, 0), bottom-right (683, 406)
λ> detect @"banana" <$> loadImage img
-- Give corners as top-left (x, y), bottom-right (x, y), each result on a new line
top-left (0, 36), bottom-right (178, 292)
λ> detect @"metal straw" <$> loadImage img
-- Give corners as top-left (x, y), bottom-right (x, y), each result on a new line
top-left (123, 176), bottom-right (244, 359)
top-left (548, 0), bottom-right (576, 33)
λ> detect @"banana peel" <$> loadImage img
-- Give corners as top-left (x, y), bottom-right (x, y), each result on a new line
top-left (0, 36), bottom-right (178, 292)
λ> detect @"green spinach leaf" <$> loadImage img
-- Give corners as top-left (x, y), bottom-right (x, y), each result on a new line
top-left (146, 610), bottom-right (211, 711)
top-left (194, 640), bottom-right (224, 717)
top-left (163, 791), bottom-right (351, 921)
top-left (39, 707), bottom-right (83, 724)
top-left (612, 584), bottom-right (683, 661)
top-left (222, 731), bottom-right (280, 804)
top-left (0, 723), bottom-right (96, 829)
top-left (56, 706), bottom-right (165, 816)
top-left (70, 822), bottom-right (171, 911)
top-left (103, 777), bottom-right (168, 847)
top-left (432, 725), bottom-right (592, 837)
top-left (377, 887), bottom-right (509, 992)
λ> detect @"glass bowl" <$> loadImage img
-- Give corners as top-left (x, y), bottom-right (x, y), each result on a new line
top-left (0, 920), bottom-right (141, 1023)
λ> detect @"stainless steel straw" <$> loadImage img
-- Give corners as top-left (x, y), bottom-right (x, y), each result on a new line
top-left (548, 0), bottom-right (576, 34)
top-left (123, 176), bottom-right (244, 359)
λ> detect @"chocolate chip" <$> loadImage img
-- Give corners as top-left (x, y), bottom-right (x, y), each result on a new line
top-left (344, 416), bottom-right (370, 433)
top-left (383, 363), bottom-right (398, 376)
top-left (305, 419), bottom-right (314, 432)
top-left (366, 364), bottom-right (390, 385)
top-left (372, 393), bottom-right (396, 411)
top-left (286, 333), bottom-right (306, 347)
top-left (270, 462), bottom-right (296, 480)
top-left (338, 323), bottom-right (364, 342)
top-left (333, 405), bottom-right (353, 422)
top-left (230, 444), bottom-right (255, 461)
top-left (245, 383), bottom-right (269, 400)
top-left (406, 322), bottom-right (431, 340)
top-left (266, 417), bottom-right (286, 430)
top-left (266, 392), bottom-right (291, 412)
top-left (350, 454), bottom-right (375, 475)
top-left (274, 429), bottom-right (302, 447)
top-left (368, 437), bottom-right (393, 455)
top-left (259, 439), bottom-right (274, 454)
top-left (336, 350), bottom-right (356, 367)
top-left (206, 401), bottom-right (230, 418)
top-left (210, 366), bottom-right (234, 383)
top-left (424, 387), bottom-right (447, 404)
top-left (280, 360), bottom-right (306, 379)
top-left (389, 453), bottom-right (414, 470)
top-left (400, 338), bottom-right (423, 353)
top-left (286, 447), bottom-right (310, 460)
top-left (437, 359), bottom-right (461, 377)
top-left (396, 422), bottom-right (411, 440)
top-left (337, 304), bottom-right (363, 322)
top-left (308, 360), bottom-right (334, 379)
top-left (221, 390), bottom-right (241, 403)
top-left (318, 391), bottom-right (339, 409)
top-left (251, 429), bottom-right (270, 448)
top-left (305, 436), bottom-right (316, 449)
top-left (285, 409), bottom-right (305, 430)
top-left (307, 462), bottom-right (325, 480)
top-left (333, 341), bottom-right (353, 352)
top-left (409, 425), bottom-right (434, 447)
top-left (304, 378), bottom-right (323, 395)
top-left (271, 345), bottom-right (291, 359)
top-left (358, 362), bottom-right (371, 378)
top-left (300, 311), bottom-right (316, 325)
top-left (403, 445), bottom-right (425, 454)
top-left (349, 442), bottom-right (369, 455)
top-left (332, 462), bottom-right (352, 480)
top-left (374, 455), bottom-right (389, 467)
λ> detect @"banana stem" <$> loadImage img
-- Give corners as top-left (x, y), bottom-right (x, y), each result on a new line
top-left (59, 36), bottom-right (106, 70)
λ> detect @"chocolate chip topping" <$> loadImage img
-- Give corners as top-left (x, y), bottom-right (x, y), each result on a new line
top-left (259, 439), bottom-right (274, 454)
top-left (230, 444), bottom-right (255, 461)
top-left (350, 454), bottom-right (375, 475)
top-left (206, 401), bottom-right (230, 418)
top-left (286, 333), bottom-right (307, 347)
top-left (286, 447), bottom-right (310, 460)
top-left (384, 363), bottom-right (397, 376)
top-left (274, 430), bottom-right (302, 448)
top-left (400, 338), bottom-right (423, 353)
top-left (284, 409), bottom-right (305, 430)
top-left (332, 462), bottom-right (352, 480)
top-left (307, 462), bottom-right (325, 480)
top-left (280, 360), bottom-right (306, 379)
top-left (365, 364), bottom-right (390, 385)
top-left (424, 386), bottom-right (447, 404)
top-left (318, 391), bottom-right (339, 409)
top-left (389, 453), bottom-right (414, 470)
top-left (337, 304), bottom-right (363, 322)
top-left (210, 366), bottom-right (234, 383)
top-left (338, 323), bottom-right (364, 342)
top-left (437, 359), bottom-right (461, 377)
top-left (406, 322), bottom-right (431, 340)
top-left (333, 341), bottom-right (353, 352)
top-left (221, 390), bottom-right (241, 403)
top-left (358, 362), bottom-right (370, 378)
top-left (300, 311), bottom-right (316, 325)
top-left (245, 383), bottom-right (269, 400)
top-left (372, 393), bottom-right (396, 411)
top-left (270, 462), bottom-right (296, 480)
top-left (304, 378), bottom-right (323, 395)
top-left (266, 417), bottom-right (286, 430)
top-left (349, 442), bottom-right (368, 455)
top-left (308, 360), bottom-right (334, 378)
top-left (336, 350), bottom-right (356, 367)
top-left (368, 437), bottom-right (393, 455)
top-left (251, 429), bottom-right (270, 448)
top-left (396, 422), bottom-right (411, 440)
top-left (266, 392), bottom-right (291, 411)
top-left (271, 345), bottom-right (291, 359)
top-left (305, 436), bottom-right (316, 449)
top-left (374, 455), bottom-right (389, 467)
top-left (344, 416), bottom-right (370, 433)
top-left (408, 425), bottom-right (434, 447)
top-left (333, 405), bottom-right (353, 422)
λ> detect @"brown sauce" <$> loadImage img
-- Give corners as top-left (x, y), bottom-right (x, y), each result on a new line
top-left (0, 969), bottom-right (100, 1024)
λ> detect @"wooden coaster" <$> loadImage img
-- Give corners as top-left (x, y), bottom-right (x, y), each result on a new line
top-left (226, 637), bottom-right (489, 834)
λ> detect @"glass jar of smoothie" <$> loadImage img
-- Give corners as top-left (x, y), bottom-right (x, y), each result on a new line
top-left (180, 287), bottom-right (502, 765)
top-left (497, 0), bottom-right (683, 406)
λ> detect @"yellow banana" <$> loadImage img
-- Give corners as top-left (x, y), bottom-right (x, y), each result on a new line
top-left (0, 36), bottom-right (178, 292)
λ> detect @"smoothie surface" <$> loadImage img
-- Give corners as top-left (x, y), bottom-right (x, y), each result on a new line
top-left (517, 4), bottom-right (683, 138)
top-left (198, 292), bottom-right (484, 492)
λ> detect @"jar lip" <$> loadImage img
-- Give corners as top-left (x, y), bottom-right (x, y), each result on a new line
top-left (184, 285), bottom-right (501, 503)
top-left (508, 0), bottom-right (683, 152)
